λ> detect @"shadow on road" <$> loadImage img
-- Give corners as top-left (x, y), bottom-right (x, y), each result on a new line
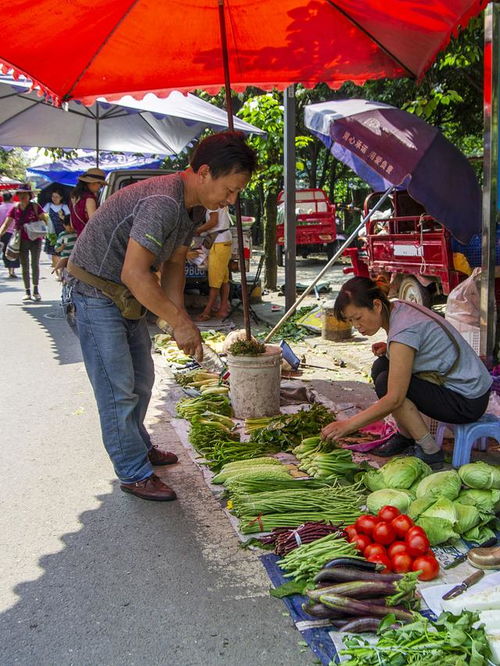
top-left (12, 299), bottom-right (82, 366)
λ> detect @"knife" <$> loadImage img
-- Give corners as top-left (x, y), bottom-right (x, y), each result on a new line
top-left (443, 537), bottom-right (498, 569)
top-left (442, 570), bottom-right (485, 600)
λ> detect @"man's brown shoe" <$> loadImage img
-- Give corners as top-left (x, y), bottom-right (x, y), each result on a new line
top-left (120, 474), bottom-right (177, 501)
top-left (148, 446), bottom-right (178, 466)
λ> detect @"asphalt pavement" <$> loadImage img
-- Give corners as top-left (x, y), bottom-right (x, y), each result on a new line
top-left (0, 257), bottom-right (315, 666)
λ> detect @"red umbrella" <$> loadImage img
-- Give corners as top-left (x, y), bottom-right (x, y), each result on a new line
top-left (0, 0), bottom-right (486, 104)
top-left (0, 0), bottom-right (486, 337)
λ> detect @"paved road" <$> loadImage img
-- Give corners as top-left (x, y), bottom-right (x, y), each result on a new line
top-left (0, 258), bottom-right (313, 666)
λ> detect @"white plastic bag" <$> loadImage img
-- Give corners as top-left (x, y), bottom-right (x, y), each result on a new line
top-left (445, 267), bottom-right (481, 328)
top-left (24, 220), bottom-right (48, 241)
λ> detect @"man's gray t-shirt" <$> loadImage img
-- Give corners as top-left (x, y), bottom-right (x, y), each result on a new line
top-left (70, 173), bottom-right (204, 296)
top-left (387, 301), bottom-right (492, 398)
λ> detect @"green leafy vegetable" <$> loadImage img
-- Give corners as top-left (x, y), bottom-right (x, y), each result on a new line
top-left (463, 523), bottom-right (496, 544)
top-left (456, 488), bottom-right (500, 514)
top-left (363, 456), bottom-right (430, 491)
top-left (415, 469), bottom-right (461, 501)
top-left (455, 502), bottom-right (481, 534)
top-left (408, 496), bottom-right (435, 521)
top-left (415, 497), bottom-right (460, 545)
top-left (339, 611), bottom-right (492, 666)
top-left (366, 488), bottom-right (414, 514)
top-left (458, 461), bottom-right (500, 490)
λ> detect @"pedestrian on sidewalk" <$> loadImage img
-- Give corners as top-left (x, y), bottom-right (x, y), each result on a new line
top-left (69, 168), bottom-right (105, 236)
top-left (43, 188), bottom-right (70, 279)
top-left (196, 206), bottom-right (233, 320)
top-left (0, 192), bottom-right (19, 278)
top-left (0, 184), bottom-right (45, 301)
top-left (68, 131), bottom-right (257, 501)
top-left (321, 276), bottom-right (492, 467)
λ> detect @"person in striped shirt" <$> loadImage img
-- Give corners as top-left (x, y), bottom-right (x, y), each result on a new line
top-left (54, 219), bottom-right (77, 258)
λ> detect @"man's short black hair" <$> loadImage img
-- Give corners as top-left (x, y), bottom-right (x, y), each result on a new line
top-left (190, 131), bottom-right (257, 178)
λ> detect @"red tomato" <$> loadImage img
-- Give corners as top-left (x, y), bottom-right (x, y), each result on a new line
top-left (366, 553), bottom-right (392, 573)
top-left (372, 521), bottom-right (396, 545)
top-left (387, 541), bottom-right (409, 559)
top-left (406, 526), bottom-right (427, 539)
top-left (355, 514), bottom-right (379, 536)
top-left (412, 555), bottom-right (440, 581)
top-left (364, 543), bottom-right (388, 559)
top-left (377, 505), bottom-right (401, 522)
top-left (391, 514), bottom-right (414, 539)
top-left (391, 553), bottom-right (414, 573)
top-left (349, 533), bottom-right (372, 553)
top-left (406, 532), bottom-right (430, 558)
top-left (344, 525), bottom-right (358, 541)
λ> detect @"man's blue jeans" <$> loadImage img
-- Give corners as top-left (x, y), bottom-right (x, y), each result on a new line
top-left (73, 292), bottom-right (155, 483)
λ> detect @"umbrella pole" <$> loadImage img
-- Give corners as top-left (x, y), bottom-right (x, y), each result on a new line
top-left (218, 0), bottom-right (251, 341)
top-left (95, 105), bottom-right (100, 168)
top-left (263, 186), bottom-right (395, 342)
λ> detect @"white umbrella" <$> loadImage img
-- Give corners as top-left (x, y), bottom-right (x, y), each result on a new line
top-left (0, 76), bottom-right (264, 159)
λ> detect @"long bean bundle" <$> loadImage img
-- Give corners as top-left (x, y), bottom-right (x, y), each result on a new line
top-left (225, 477), bottom-right (329, 496)
top-left (233, 482), bottom-right (365, 518)
top-left (278, 533), bottom-right (361, 583)
top-left (240, 508), bottom-right (362, 534)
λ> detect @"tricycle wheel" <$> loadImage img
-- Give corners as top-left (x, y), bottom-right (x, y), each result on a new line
top-left (398, 276), bottom-right (432, 308)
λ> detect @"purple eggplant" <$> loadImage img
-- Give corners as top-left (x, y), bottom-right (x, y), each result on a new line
top-left (319, 593), bottom-right (414, 623)
top-left (314, 567), bottom-right (403, 584)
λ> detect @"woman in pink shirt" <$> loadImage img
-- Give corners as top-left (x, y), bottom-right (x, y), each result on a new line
top-left (0, 192), bottom-right (19, 278)
top-left (0, 184), bottom-right (45, 300)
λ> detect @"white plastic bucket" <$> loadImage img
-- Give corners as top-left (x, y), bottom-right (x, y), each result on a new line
top-left (227, 344), bottom-right (282, 419)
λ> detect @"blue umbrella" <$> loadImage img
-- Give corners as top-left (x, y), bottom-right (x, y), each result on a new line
top-left (304, 99), bottom-right (481, 244)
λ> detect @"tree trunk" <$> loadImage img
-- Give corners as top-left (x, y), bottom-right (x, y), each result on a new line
top-left (263, 189), bottom-right (278, 291)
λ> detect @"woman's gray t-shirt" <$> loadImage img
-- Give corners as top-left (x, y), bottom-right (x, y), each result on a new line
top-left (70, 173), bottom-right (204, 296)
top-left (387, 301), bottom-right (492, 398)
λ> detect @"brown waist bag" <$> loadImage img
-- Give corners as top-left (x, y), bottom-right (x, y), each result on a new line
top-left (68, 260), bottom-right (146, 320)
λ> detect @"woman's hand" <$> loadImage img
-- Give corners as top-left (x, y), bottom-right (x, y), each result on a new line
top-left (321, 419), bottom-right (356, 442)
top-left (372, 341), bottom-right (387, 357)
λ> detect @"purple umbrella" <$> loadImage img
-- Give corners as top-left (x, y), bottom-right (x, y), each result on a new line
top-left (304, 99), bottom-right (481, 244)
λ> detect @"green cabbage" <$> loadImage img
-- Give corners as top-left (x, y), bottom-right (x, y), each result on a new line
top-left (421, 496), bottom-right (457, 523)
top-left (415, 497), bottom-right (459, 545)
top-left (456, 488), bottom-right (500, 514)
top-left (458, 461), bottom-right (500, 490)
top-left (415, 469), bottom-right (461, 501)
top-left (363, 456), bottom-right (431, 491)
top-left (366, 488), bottom-right (414, 514)
top-left (408, 496), bottom-right (435, 521)
top-left (363, 469), bottom-right (387, 492)
top-left (462, 523), bottom-right (496, 544)
top-left (455, 503), bottom-right (481, 534)
top-left (416, 516), bottom-right (460, 545)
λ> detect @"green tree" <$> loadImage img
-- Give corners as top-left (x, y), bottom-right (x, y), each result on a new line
top-left (0, 147), bottom-right (31, 181)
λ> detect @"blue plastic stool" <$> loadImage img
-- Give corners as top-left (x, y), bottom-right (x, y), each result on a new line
top-left (435, 413), bottom-right (500, 467)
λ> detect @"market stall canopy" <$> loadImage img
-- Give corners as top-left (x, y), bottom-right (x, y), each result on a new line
top-left (0, 77), bottom-right (264, 154)
top-left (304, 98), bottom-right (481, 244)
top-left (0, 0), bottom-right (487, 104)
top-left (0, 175), bottom-right (22, 191)
top-left (26, 152), bottom-right (165, 187)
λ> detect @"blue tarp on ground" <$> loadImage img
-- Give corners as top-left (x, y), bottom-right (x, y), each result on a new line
top-left (260, 553), bottom-right (339, 665)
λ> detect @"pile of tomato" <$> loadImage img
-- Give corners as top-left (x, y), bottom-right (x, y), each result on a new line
top-left (345, 505), bottom-right (440, 581)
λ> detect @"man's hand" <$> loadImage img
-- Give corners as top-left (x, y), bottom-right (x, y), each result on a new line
top-left (172, 318), bottom-right (203, 361)
top-left (321, 418), bottom-right (356, 442)
top-left (372, 341), bottom-right (387, 357)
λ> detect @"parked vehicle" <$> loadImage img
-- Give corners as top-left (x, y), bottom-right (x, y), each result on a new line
top-left (276, 188), bottom-right (337, 266)
top-left (344, 190), bottom-right (476, 307)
